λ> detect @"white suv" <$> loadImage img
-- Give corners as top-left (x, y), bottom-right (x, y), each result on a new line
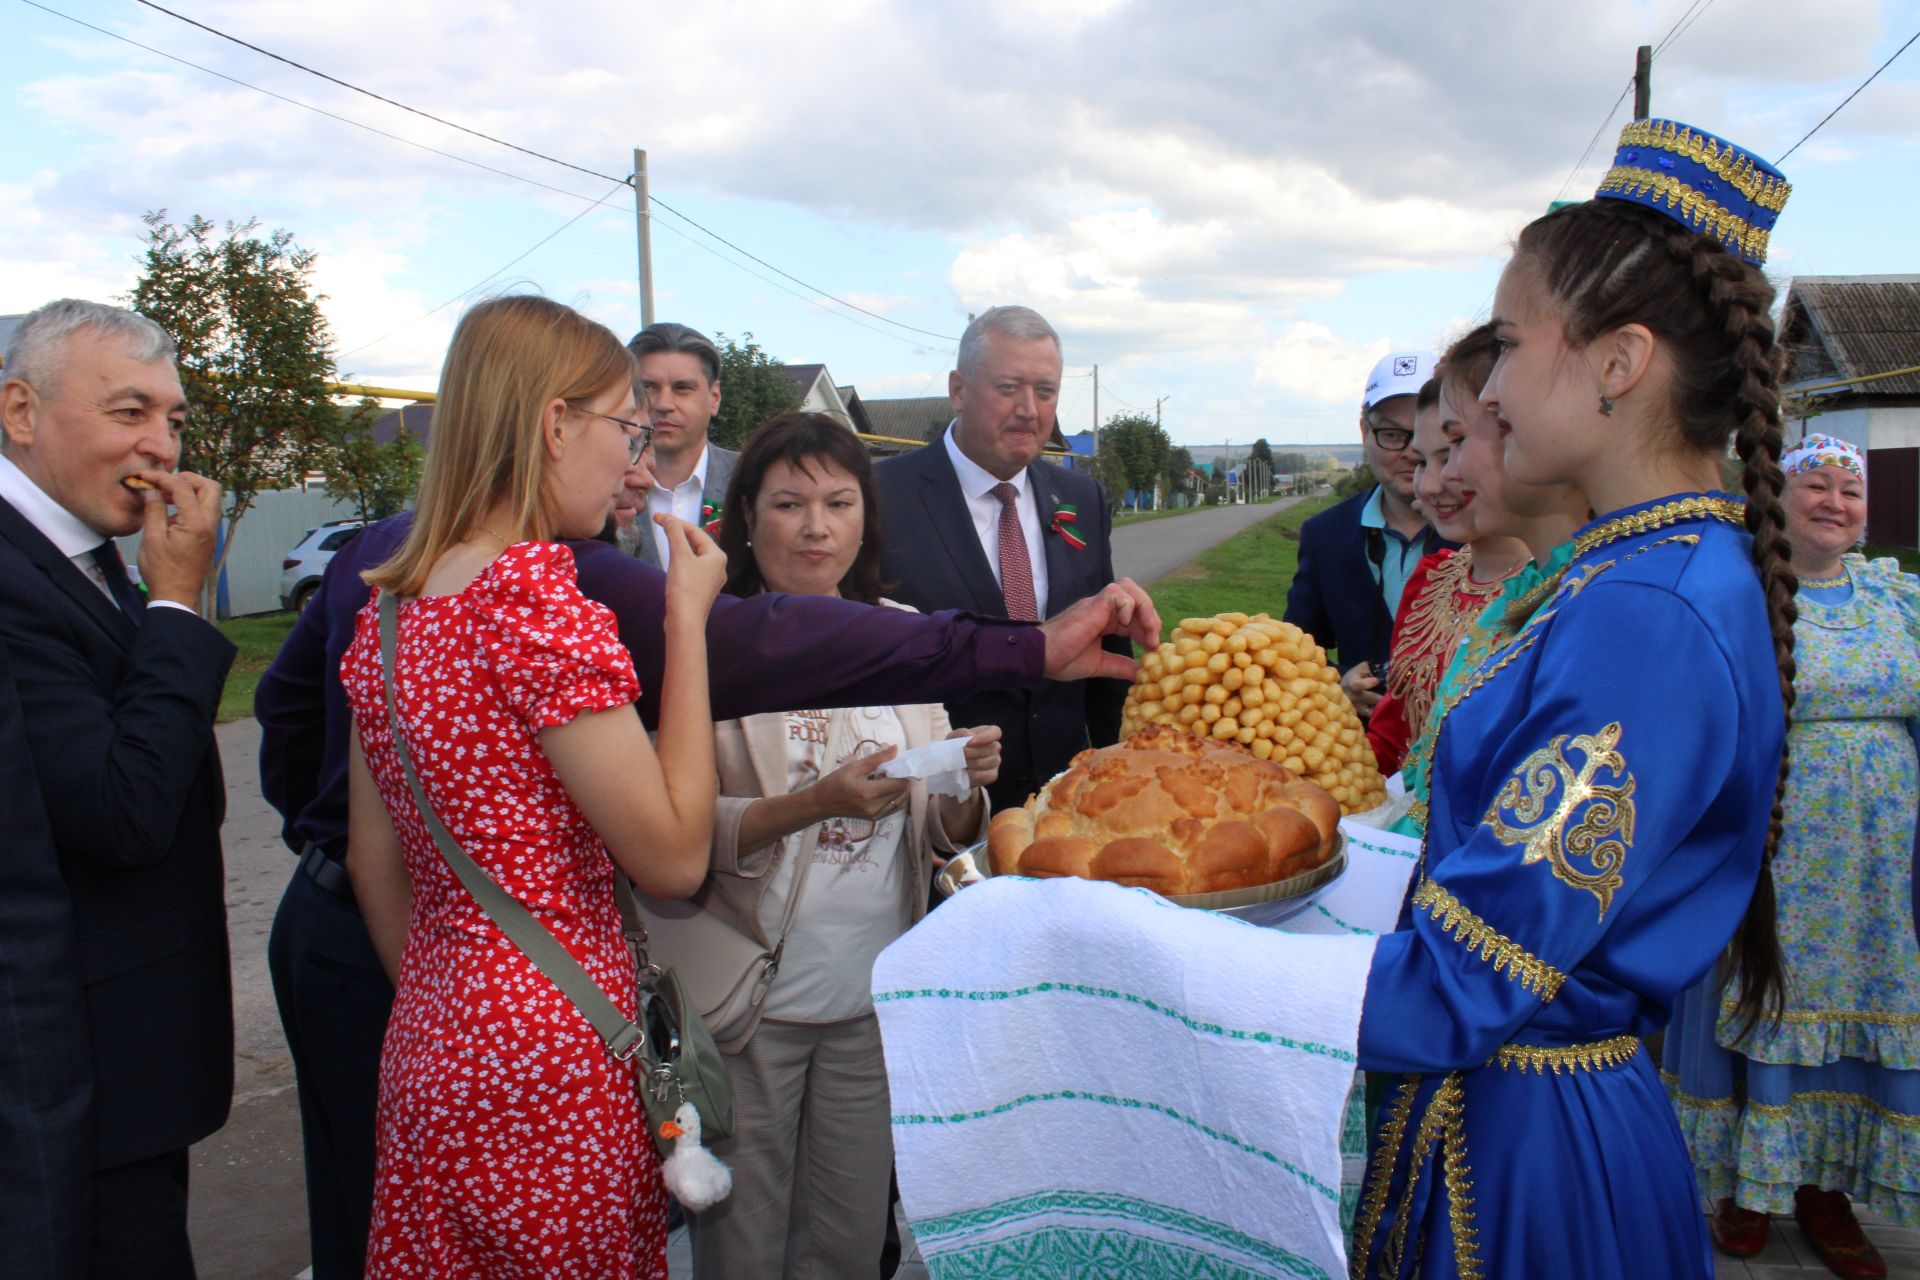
top-left (279, 520), bottom-right (365, 612)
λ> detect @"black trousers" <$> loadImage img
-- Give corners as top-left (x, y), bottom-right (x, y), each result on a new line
top-left (89, 1148), bottom-right (192, 1279)
top-left (266, 868), bottom-right (394, 1280)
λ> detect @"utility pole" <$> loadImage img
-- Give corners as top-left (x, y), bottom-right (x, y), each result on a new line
top-left (633, 148), bottom-right (655, 327)
top-left (1634, 44), bottom-right (1652, 119)
top-left (1091, 363), bottom-right (1100, 454)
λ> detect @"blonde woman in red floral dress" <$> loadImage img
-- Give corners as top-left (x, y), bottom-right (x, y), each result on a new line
top-left (341, 296), bottom-right (727, 1279)
top-left (1364, 374), bottom-right (1530, 776)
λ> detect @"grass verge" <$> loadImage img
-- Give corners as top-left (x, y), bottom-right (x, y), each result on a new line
top-left (217, 612), bottom-right (298, 724)
top-left (1138, 494), bottom-right (1335, 644)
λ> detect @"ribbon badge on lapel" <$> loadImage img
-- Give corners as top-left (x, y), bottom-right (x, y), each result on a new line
top-left (1050, 502), bottom-right (1087, 551)
top-left (700, 500), bottom-right (724, 536)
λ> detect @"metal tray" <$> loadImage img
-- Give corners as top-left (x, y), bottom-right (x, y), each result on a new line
top-left (935, 833), bottom-right (1347, 928)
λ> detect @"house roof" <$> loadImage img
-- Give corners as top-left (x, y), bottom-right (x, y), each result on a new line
top-left (1782, 275), bottom-right (1920, 398)
top-left (782, 363), bottom-right (827, 398)
top-left (859, 393), bottom-right (1071, 451)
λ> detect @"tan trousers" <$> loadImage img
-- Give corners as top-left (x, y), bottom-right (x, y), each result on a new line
top-left (689, 1014), bottom-right (894, 1280)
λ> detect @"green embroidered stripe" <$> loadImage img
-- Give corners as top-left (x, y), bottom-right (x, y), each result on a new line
top-left (913, 1188), bottom-right (1335, 1279)
top-left (893, 1091), bottom-right (1341, 1203)
top-left (1310, 903), bottom-right (1378, 936)
top-left (872, 982), bottom-right (1356, 1064)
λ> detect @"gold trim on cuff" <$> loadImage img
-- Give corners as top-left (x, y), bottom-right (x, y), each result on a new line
top-left (1412, 877), bottom-right (1568, 1002)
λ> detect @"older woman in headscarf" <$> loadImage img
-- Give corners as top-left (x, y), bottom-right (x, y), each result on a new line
top-left (1665, 434), bottom-right (1920, 1279)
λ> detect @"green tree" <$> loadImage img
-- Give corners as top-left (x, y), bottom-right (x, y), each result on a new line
top-left (1249, 437), bottom-right (1274, 469)
top-left (1090, 445), bottom-right (1128, 518)
top-left (320, 400), bottom-right (425, 523)
top-left (1101, 412), bottom-right (1170, 509)
top-left (1332, 462), bottom-right (1374, 498)
top-left (1165, 446), bottom-right (1196, 501)
top-left (1274, 451), bottom-right (1316, 476)
top-left (127, 212), bottom-right (340, 608)
top-left (707, 331), bottom-right (803, 451)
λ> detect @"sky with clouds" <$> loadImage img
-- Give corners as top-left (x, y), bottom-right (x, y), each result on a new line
top-left (4, 0), bottom-right (1918, 447)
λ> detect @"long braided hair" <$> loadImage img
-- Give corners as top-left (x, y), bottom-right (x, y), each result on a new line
top-left (1513, 198), bottom-right (1795, 1032)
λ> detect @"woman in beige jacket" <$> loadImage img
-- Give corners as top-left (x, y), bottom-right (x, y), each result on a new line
top-left (684, 413), bottom-right (999, 1280)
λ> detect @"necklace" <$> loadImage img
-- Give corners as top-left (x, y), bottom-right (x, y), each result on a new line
top-left (1799, 567), bottom-right (1849, 590)
top-left (475, 526), bottom-right (521, 547)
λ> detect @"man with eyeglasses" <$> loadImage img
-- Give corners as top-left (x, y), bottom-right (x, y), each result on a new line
top-left (1283, 350), bottom-right (1450, 721)
top-left (628, 322), bottom-right (737, 568)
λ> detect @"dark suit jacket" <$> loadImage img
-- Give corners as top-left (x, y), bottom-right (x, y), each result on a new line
top-left (1283, 486), bottom-right (1450, 676)
top-left (0, 499), bottom-right (236, 1170)
top-left (873, 442), bottom-right (1128, 811)
top-left (0, 638), bottom-right (92, 1278)
top-left (256, 513), bottom-right (1051, 862)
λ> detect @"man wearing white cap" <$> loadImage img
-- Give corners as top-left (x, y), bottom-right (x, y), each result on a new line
top-left (1282, 349), bottom-right (1449, 719)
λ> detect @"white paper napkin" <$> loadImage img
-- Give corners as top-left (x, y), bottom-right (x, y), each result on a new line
top-left (874, 736), bottom-right (973, 799)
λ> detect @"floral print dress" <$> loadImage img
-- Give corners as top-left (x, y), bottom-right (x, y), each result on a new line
top-left (341, 541), bottom-right (670, 1278)
top-left (1664, 553), bottom-right (1920, 1224)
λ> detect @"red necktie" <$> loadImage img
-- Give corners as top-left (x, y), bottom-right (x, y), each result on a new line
top-left (990, 482), bottom-right (1038, 622)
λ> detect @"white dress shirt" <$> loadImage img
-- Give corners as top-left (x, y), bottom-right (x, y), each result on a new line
top-left (0, 452), bottom-right (193, 615)
top-left (943, 424), bottom-right (1050, 619)
top-left (644, 442), bottom-right (711, 568)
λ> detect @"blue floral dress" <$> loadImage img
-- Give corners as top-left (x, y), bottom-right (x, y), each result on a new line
top-left (1664, 553), bottom-right (1920, 1225)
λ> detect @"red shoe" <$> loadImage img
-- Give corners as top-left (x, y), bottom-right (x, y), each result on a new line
top-left (1793, 1186), bottom-right (1887, 1279)
top-left (1709, 1197), bottom-right (1770, 1257)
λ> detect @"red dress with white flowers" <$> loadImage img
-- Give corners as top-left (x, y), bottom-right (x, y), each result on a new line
top-left (341, 541), bottom-right (668, 1280)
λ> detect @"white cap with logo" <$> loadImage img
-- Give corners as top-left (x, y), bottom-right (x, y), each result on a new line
top-left (1363, 351), bottom-right (1438, 410)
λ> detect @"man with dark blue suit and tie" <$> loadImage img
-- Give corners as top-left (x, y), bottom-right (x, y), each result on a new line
top-left (0, 637), bottom-right (92, 1280)
top-left (0, 300), bottom-right (234, 1279)
top-left (873, 306), bottom-right (1132, 813)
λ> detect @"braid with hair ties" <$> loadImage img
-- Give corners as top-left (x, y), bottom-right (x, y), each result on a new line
top-left (1517, 197), bottom-right (1795, 1033)
top-left (1656, 214), bottom-right (1797, 1033)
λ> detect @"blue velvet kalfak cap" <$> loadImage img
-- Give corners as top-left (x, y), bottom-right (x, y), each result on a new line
top-left (1594, 119), bottom-right (1790, 267)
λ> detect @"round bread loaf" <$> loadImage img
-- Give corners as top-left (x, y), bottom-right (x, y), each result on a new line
top-left (988, 724), bottom-right (1342, 897)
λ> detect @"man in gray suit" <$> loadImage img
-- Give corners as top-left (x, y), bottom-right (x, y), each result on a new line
top-left (627, 322), bottom-right (737, 567)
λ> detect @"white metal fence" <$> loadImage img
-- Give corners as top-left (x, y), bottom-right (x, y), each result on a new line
top-left (117, 485), bottom-right (365, 618)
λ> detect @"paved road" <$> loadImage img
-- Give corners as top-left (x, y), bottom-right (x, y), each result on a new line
top-left (1111, 496), bottom-right (1301, 586)
top-left (185, 499), bottom-right (1307, 1277)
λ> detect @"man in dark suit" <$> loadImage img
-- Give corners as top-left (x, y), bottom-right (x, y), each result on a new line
top-left (0, 299), bottom-right (234, 1278)
top-left (627, 322), bottom-right (738, 566)
top-left (874, 306), bottom-right (1131, 812)
top-left (1283, 349), bottom-right (1449, 720)
top-left (0, 638), bottom-right (93, 1280)
top-left (259, 505), bottom-right (1156, 1276)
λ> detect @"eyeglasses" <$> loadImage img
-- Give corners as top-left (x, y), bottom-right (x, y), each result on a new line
top-left (1366, 423), bottom-right (1414, 452)
top-left (582, 410), bottom-right (654, 464)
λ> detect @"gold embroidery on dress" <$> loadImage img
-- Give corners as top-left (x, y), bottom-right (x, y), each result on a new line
top-left (1385, 550), bottom-right (1512, 739)
top-left (1746, 1092), bottom-right (1920, 1130)
top-left (1412, 878), bottom-right (1567, 1001)
top-left (1351, 1077), bottom-right (1421, 1280)
top-left (1483, 722), bottom-right (1637, 920)
top-left (1381, 1073), bottom-right (1457, 1279)
top-left (1661, 1070), bottom-right (1737, 1111)
top-left (1438, 1079), bottom-right (1484, 1280)
top-left (1717, 1000), bottom-right (1920, 1027)
top-left (1493, 1034), bottom-right (1641, 1074)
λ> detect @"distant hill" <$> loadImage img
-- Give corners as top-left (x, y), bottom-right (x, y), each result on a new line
top-left (1185, 442), bottom-right (1363, 468)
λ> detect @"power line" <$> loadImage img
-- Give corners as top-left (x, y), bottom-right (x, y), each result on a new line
top-left (131, 0), bottom-right (623, 186)
top-left (17, 0), bottom-right (614, 205)
top-left (647, 200), bottom-right (959, 342)
top-left (1652, 0), bottom-right (1711, 57)
top-left (1551, 78), bottom-right (1636, 204)
top-left (338, 179), bottom-right (631, 360)
top-left (1776, 24), bottom-right (1920, 165)
top-left (1654, 0), bottom-right (1718, 57)
top-left (124, 0), bottom-right (963, 344)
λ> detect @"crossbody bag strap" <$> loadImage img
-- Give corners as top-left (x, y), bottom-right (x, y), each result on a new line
top-left (379, 590), bottom-right (647, 1062)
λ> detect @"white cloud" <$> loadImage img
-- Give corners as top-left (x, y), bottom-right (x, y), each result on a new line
top-left (1256, 323), bottom-right (1389, 406)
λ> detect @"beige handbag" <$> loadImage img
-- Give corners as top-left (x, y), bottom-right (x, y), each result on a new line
top-left (635, 709), bottom-right (853, 1054)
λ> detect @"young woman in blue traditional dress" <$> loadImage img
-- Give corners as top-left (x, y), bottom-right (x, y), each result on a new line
top-left (1665, 433), bottom-right (1920, 1279)
top-left (1348, 119), bottom-right (1798, 1280)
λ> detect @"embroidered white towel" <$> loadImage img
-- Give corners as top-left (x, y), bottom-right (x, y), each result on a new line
top-left (1280, 818), bottom-right (1423, 939)
top-left (873, 874), bottom-right (1375, 1279)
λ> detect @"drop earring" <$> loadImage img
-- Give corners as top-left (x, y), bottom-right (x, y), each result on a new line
top-left (1598, 394), bottom-right (1615, 416)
